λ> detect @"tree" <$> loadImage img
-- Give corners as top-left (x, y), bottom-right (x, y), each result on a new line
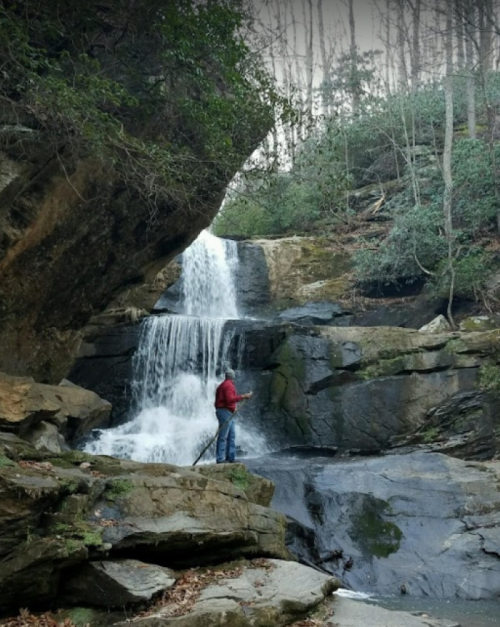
top-left (443, 0), bottom-right (456, 327)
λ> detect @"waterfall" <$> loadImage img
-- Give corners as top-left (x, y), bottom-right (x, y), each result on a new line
top-left (85, 230), bottom-right (265, 466)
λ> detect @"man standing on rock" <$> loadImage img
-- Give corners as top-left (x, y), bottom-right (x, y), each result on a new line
top-left (214, 368), bottom-right (252, 464)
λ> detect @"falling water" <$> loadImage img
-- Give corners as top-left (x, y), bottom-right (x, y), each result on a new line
top-left (86, 230), bottom-right (265, 465)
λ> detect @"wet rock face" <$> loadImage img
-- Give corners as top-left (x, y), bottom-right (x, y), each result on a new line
top-left (68, 323), bottom-right (141, 427)
top-left (247, 452), bottom-right (500, 600)
top-left (233, 241), bottom-right (272, 315)
top-left (233, 325), bottom-right (500, 460)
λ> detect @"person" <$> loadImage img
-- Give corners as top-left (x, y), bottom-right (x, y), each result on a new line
top-left (214, 368), bottom-right (252, 464)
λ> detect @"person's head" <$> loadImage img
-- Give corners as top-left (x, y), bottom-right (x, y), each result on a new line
top-left (225, 368), bottom-right (235, 380)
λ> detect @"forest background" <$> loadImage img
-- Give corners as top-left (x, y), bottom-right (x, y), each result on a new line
top-left (215, 0), bottom-right (500, 323)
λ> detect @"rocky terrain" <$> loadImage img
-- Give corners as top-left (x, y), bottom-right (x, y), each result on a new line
top-left (2, 230), bottom-right (500, 626)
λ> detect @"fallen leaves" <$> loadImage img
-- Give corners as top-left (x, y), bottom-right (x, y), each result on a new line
top-left (0, 608), bottom-right (83, 627)
top-left (138, 564), bottom-right (247, 619)
top-left (17, 461), bottom-right (53, 472)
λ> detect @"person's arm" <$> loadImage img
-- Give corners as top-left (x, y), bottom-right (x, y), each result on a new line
top-left (225, 381), bottom-right (252, 403)
top-left (224, 380), bottom-right (244, 404)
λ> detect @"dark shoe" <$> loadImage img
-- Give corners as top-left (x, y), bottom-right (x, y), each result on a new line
top-left (227, 459), bottom-right (237, 463)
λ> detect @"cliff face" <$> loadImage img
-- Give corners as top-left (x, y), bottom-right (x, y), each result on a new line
top-left (0, 132), bottom-right (223, 382)
top-left (0, 0), bottom-right (274, 382)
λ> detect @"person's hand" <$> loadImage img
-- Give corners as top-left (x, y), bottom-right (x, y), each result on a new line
top-left (243, 392), bottom-right (253, 399)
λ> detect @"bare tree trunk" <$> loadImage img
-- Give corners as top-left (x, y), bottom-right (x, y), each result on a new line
top-left (445, 0), bottom-right (454, 77)
top-left (317, 0), bottom-right (330, 117)
top-left (348, 0), bottom-right (360, 110)
top-left (464, 2), bottom-right (477, 139)
top-left (396, 0), bottom-right (408, 89)
top-left (479, 0), bottom-right (494, 73)
top-left (443, 2), bottom-right (455, 329)
top-left (410, 0), bottom-right (421, 92)
top-left (385, 0), bottom-right (392, 91)
top-left (455, 0), bottom-right (466, 71)
top-left (266, 1), bottom-right (279, 160)
top-left (304, 0), bottom-right (314, 117)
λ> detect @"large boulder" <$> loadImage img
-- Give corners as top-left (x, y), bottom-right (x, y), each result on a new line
top-left (0, 438), bottom-right (289, 614)
top-left (114, 559), bottom-right (338, 627)
top-left (63, 559), bottom-right (176, 608)
top-left (0, 372), bottom-right (111, 443)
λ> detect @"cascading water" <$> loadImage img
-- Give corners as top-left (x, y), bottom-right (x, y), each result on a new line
top-left (86, 230), bottom-right (265, 465)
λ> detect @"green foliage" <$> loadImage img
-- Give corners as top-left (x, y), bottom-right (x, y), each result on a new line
top-left (104, 478), bottom-right (134, 501)
top-left (478, 365), bottom-right (500, 393)
top-left (228, 467), bottom-right (251, 491)
top-left (53, 521), bottom-right (103, 548)
top-left (422, 427), bottom-right (440, 444)
top-left (0, 0), bottom-right (280, 206)
top-left (432, 250), bottom-right (495, 300)
top-left (0, 454), bottom-right (15, 468)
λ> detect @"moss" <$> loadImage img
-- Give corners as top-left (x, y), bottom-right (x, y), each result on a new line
top-left (59, 478), bottom-right (80, 495)
top-left (59, 451), bottom-right (96, 465)
top-left (52, 521), bottom-right (103, 548)
top-left (64, 607), bottom-right (100, 627)
top-left (460, 317), bottom-right (497, 332)
top-left (478, 364), bottom-right (500, 393)
top-left (276, 339), bottom-right (306, 383)
top-left (0, 453), bottom-right (16, 468)
top-left (422, 427), bottom-right (440, 443)
top-left (350, 498), bottom-right (403, 559)
top-left (104, 478), bottom-right (134, 502)
top-left (358, 356), bottom-right (406, 380)
top-left (228, 466), bottom-right (251, 491)
top-left (445, 338), bottom-right (467, 354)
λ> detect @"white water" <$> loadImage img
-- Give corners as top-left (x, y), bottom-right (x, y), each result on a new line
top-left (86, 230), bottom-right (266, 465)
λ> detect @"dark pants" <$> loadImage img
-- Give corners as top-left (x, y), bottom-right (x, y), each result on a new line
top-left (215, 408), bottom-right (235, 463)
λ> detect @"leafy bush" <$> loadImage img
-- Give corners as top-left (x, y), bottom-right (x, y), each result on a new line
top-left (0, 0), bottom-right (280, 206)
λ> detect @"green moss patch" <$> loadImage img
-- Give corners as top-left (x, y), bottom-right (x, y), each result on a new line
top-left (228, 466), bottom-right (251, 491)
top-left (350, 498), bottom-right (403, 559)
top-left (104, 478), bottom-right (134, 502)
top-left (422, 427), bottom-right (440, 444)
top-left (478, 364), bottom-right (500, 393)
top-left (0, 453), bottom-right (16, 468)
top-left (52, 521), bottom-right (103, 548)
top-left (359, 356), bottom-right (406, 380)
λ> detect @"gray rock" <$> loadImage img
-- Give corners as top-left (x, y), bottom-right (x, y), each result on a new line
top-left (114, 559), bottom-right (338, 627)
top-left (63, 559), bottom-right (175, 607)
top-left (391, 390), bottom-right (500, 460)
top-left (277, 302), bottom-right (350, 326)
top-left (233, 241), bottom-right (271, 314)
top-left (330, 597), bottom-right (459, 627)
top-left (419, 315), bottom-right (451, 333)
top-left (247, 452), bottom-right (500, 600)
top-left (24, 420), bottom-right (69, 453)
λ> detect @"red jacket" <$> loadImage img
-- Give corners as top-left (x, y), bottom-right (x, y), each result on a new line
top-left (215, 379), bottom-right (243, 413)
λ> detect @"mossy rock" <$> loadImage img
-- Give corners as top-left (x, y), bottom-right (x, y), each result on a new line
top-left (193, 464), bottom-right (275, 507)
top-left (478, 364), bottom-right (500, 393)
top-left (350, 497), bottom-right (403, 559)
top-left (459, 316), bottom-right (500, 332)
